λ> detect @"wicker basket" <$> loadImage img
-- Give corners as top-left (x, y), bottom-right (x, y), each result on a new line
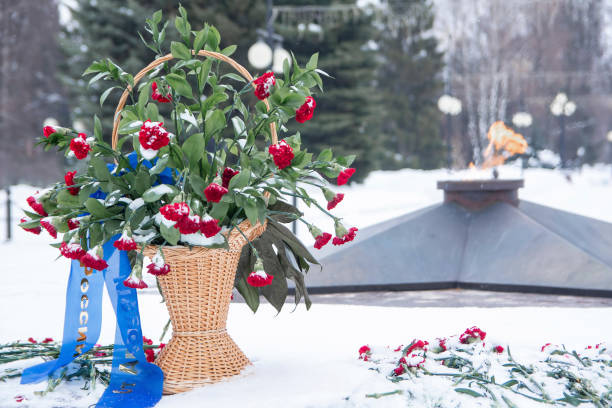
top-left (111, 51), bottom-right (277, 394)
top-left (142, 220), bottom-right (265, 394)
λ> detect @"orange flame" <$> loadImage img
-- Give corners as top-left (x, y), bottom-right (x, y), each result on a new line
top-left (479, 121), bottom-right (527, 170)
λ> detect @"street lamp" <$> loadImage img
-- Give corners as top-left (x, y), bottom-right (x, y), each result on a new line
top-left (550, 92), bottom-right (576, 168)
top-left (437, 94), bottom-right (462, 169)
top-left (247, 0), bottom-right (291, 74)
top-left (247, 40), bottom-right (273, 70)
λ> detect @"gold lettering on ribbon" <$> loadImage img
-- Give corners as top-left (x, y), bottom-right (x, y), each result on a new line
top-left (84, 266), bottom-right (94, 277)
top-left (76, 327), bottom-right (87, 342)
top-left (80, 278), bottom-right (89, 293)
top-left (80, 294), bottom-right (88, 309)
top-left (73, 343), bottom-right (85, 357)
top-left (119, 360), bottom-right (139, 375)
top-left (79, 311), bottom-right (88, 326)
top-left (112, 382), bottom-right (136, 394)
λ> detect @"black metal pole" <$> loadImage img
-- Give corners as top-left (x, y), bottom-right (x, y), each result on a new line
top-left (446, 114), bottom-right (452, 169)
top-left (5, 186), bottom-right (11, 241)
top-left (559, 115), bottom-right (566, 168)
top-left (266, 0), bottom-right (273, 50)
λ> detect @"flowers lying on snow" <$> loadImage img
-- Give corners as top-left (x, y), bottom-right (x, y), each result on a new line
top-left (459, 326), bottom-right (486, 344)
top-left (268, 140), bottom-right (294, 170)
top-left (69, 133), bottom-right (92, 160)
top-left (247, 270), bottom-right (274, 287)
top-left (139, 120), bottom-right (170, 160)
top-left (296, 96), bottom-right (316, 123)
top-left (359, 345), bottom-right (371, 361)
top-left (253, 72), bottom-right (276, 100)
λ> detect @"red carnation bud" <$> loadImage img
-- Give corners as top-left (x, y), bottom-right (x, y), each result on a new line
top-left (337, 168), bottom-right (355, 186)
top-left (26, 195), bottom-right (48, 216)
top-left (70, 133), bottom-right (91, 160)
top-left (27, 337), bottom-right (37, 344)
top-left (80, 247), bottom-right (108, 271)
top-left (160, 202), bottom-right (190, 222)
top-left (151, 82), bottom-right (172, 103)
top-left (113, 231), bottom-right (138, 251)
top-left (19, 217), bottom-right (41, 235)
top-left (314, 232), bottom-right (332, 250)
top-left (268, 140), bottom-right (294, 170)
top-left (253, 72), bottom-right (276, 100)
top-left (43, 126), bottom-right (56, 138)
top-left (332, 227), bottom-right (358, 246)
top-left (60, 242), bottom-right (86, 260)
top-left (40, 219), bottom-right (57, 239)
top-left (204, 183), bottom-right (228, 203)
top-left (246, 270), bottom-right (274, 287)
top-left (221, 167), bottom-right (240, 188)
top-left (42, 337), bottom-right (54, 344)
top-left (67, 218), bottom-right (80, 230)
top-left (494, 345), bottom-right (504, 353)
top-left (393, 366), bottom-right (405, 376)
top-left (65, 170), bottom-right (79, 196)
top-left (199, 216), bottom-right (221, 238)
top-left (326, 193), bottom-right (344, 210)
top-left (295, 96), bottom-right (316, 123)
top-left (358, 345), bottom-right (371, 358)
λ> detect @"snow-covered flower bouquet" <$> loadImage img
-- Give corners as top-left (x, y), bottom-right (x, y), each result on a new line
top-left (19, 7), bottom-right (357, 313)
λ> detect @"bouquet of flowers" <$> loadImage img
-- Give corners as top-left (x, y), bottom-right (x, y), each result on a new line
top-left (19, 7), bottom-right (357, 313)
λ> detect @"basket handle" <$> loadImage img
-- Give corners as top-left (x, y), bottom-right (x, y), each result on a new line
top-left (111, 50), bottom-right (278, 150)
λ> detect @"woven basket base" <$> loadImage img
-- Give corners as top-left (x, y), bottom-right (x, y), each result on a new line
top-left (155, 331), bottom-right (251, 395)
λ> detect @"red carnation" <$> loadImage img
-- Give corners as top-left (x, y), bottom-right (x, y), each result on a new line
top-left (139, 120), bottom-right (170, 150)
top-left (204, 183), bottom-right (228, 203)
top-left (42, 337), bottom-right (54, 344)
top-left (143, 336), bottom-right (153, 345)
top-left (541, 343), bottom-right (552, 352)
top-left (124, 275), bottom-right (148, 289)
top-left (147, 262), bottom-right (170, 276)
top-left (43, 126), bottom-right (56, 138)
top-left (65, 171), bottom-right (79, 196)
top-left (438, 338), bottom-right (448, 352)
top-left (151, 82), bottom-right (172, 103)
top-left (406, 340), bottom-right (429, 355)
top-left (67, 218), bottom-right (80, 230)
top-left (40, 219), bottom-right (57, 239)
top-left (60, 242), bottom-right (86, 260)
top-left (145, 348), bottom-right (156, 363)
top-left (160, 202), bottom-right (190, 222)
top-left (81, 248), bottom-right (108, 271)
top-left (459, 326), bottom-right (487, 344)
top-left (221, 167), bottom-right (240, 188)
top-left (253, 72), bottom-right (276, 100)
top-left (327, 193), bottom-right (344, 210)
top-left (28, 337), bottom-right (37, 344)
top-left (332, 227), bottom-right (358, 246)
top-left (314, 232), bottom-right (332, 249)
top-left (113, 231), bottom-right (138, 251)
top-left (494, 345), bottom-right (504, 353)
top-left (358, 345), bottom-right (371, 361)
top-left (15, 395), bottom-right (26, 403)
top-left (337, 168), bottom-right (355, 186)
top-left (19, 217), bottom-right (41, 235)
top-left (175, 215), bottom-right (201, 234)
top-left (295, 96), bottom-right (316, 123)
top-left (393, 366), bottom-right (405, 376)
top-left (268, 140), bottom-right (294, 170)
top-left (246, 270), bottom-right (274, 287)
top-left (26, 195), bottom-right (47, 216)
top-left (70, 133), bottom-right (91, 160)
top-left (200, 216), bottom-right (221, 238)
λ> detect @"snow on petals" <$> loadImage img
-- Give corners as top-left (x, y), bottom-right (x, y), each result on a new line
top-left (113, 231), bottom-right (138, 251)
top-left (147, 251), bottom-right (170, 276)
top-left (253, 72), bottom-right (276, 100)
top-left (40, 219), bottom-right (57, 239)
top-left (26, 195), bottom-right (47, 216)
top-left (70, 133), bottom-right (92, 160)
top-left (246, 270), bottom-right (274, 287)
top-left (19, 217), bottom-right (41, 235)
top-left (138, 120), bottom-right (170, 159)
top-left (59, 242), bottom-right (86, 260)
top-left (295, 96), bottom-right (316, 123)
top-left (160, 202), bottom-right (190, 222)
top-left (64, 170), bottom-right (79, 195)
top-left (199, 215), bottom-right (221, 238)
top-left (123, 275), bottom-right (148, 289)
top-left (151, 81), bottom-right (172, 103)
top-left (80, 247), bottom-right (108, 271)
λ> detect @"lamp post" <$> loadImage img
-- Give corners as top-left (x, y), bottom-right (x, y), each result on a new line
top-left (437, 95), bottom-right (462, 170)
top-left (247, 0), bottom-right (291, 74)
top-left (550, 92), bottom-right (576, 168)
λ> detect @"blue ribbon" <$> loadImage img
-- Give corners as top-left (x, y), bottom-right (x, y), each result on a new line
top-left (21, 236), bottom-right (164, 407)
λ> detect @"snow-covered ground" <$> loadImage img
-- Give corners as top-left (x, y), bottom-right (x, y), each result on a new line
top-left (1, 164), bottom-right (612, 407)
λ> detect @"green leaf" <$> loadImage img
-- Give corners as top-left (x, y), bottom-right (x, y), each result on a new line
top-left (188, 174), bottom-right (206, 200)
top-left (165, 73), bottom-right (193, 99)
top-left (100, 86), bottom-right (119, 107)
top-left (206, 25), bottom-right (220, 50)
top-left (220, 45), bottom-right (237, 56)
top-left (210, 201), bottom-right (229, 220)
top-left (236, 246), bottom-right (259, 312)
top-left (222, 73), bottom-right (245, 83)
top-left (160, 222), bottom-right (180, 246)
top-left (182, 133), bottom-right (205, 169)
top-left (56, 190), bottom-right (82, 209)
top-left (306, 52), bottom-right (319, 70)
top-left (94, 115), bottom-right (103, 141)
top-left (89, 223), bottom-right (103, 248)
top-left (454, 388), bottom-right (484, 398)
top-left (150, 155), bottom-right (169, 175)
top-left (231, 117), bottom-right (246, 138)
top-left (317, 148), bottom-right (332, 162)
top-left (142, 185), bottom-right (178, 203)
top-left (267, 219), bottom-right (319, 265)
top-left (133, 170), bottom-right (152, 195)
top-left (85, 198), bottom-right (112, 218)
top-left (198, 59), bottom-right (212, 92)
top-left (244, 199), bottom-right (259, 226)
top-left (171, 41), bottom-right (191, 60)
top-left (193, 26), bottom-right (209, 54)
top-left (228, 169), bottom-right (250, 190)
top-left (501, 380), bottom-right (518, 388)
top-left (90, 156), bottom-right (111, 181)
top-left (205, 109), bottom-right (226, 138)
top-left (152, 9), bottom-right (162, 24)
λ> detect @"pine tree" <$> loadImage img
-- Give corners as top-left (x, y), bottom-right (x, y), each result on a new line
top-left (377, 0), bottom-right (444, 169)
top-left (276, 0), bottom-right (380, 182)
top-left (61, 0), bottom-right (265, 135)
